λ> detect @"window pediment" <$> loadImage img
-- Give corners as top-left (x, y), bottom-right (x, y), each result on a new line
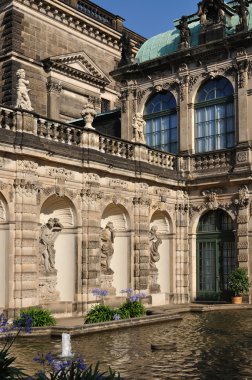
top-left (43, 52), bottom-right (111, 88)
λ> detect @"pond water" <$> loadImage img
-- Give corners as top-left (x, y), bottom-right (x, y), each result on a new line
top-left (10, 309), bottom-right (252, 379)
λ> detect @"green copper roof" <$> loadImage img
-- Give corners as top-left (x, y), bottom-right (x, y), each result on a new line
top-left (136, 3), bottom-right (252, 64)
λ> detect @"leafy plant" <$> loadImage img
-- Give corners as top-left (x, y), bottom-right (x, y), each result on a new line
top-left (14, 307), bottom-right (56, 327)
top-left (228, 267), bottom-right (251, 296)
top-left (118, 300), bottom-right (146, 318)
top-left (84, 304), bottom-right (114, 324)
top-left (0, 313), bottom-right (32, 379)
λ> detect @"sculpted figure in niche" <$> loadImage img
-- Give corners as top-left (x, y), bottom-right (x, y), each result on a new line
top-left (177, 16), bottom-right (191, 48)
top-left (235, 0), bottom-right (249, 31)
top-left (15, 69), bottom-right (33, 111)
top-left (198, 0), bottom-right (225, 24)
top-left (100, 222), bottom-right (115, 275)
top-left (132, 113), bottom-right (146, 143)
top-left (39, 218), bottom-right (63, 274)
top-left (149, 226), bottom-right (162, 270)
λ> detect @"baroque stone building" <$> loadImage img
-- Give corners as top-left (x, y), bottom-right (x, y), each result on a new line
top-left (0, 0), bottom-right (252, 316)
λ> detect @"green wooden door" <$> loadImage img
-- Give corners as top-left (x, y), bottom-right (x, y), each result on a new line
top-left (196, 211), bottom-right (236, 300)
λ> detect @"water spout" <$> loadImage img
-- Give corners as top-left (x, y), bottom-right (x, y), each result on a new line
top-left (61, 333), bottom-right (73, 357)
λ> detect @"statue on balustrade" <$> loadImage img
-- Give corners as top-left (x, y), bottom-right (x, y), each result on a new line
top-left (234, 0), bottom-right (250, 32)
top-left (100, 222), bottom-right (115, 275)
top-left (118, 32), bottom-right (132, 67)
top-left (39, 218), bottom-right (63, 274)
top-left (177, 16), bottom-right (191, 48)
top-left (149, 226), bottom-right (162, 270)
top-left (132, 113), bottom-right (146, 143)
top-left (197, 0), bottom-right (225, 25)
top-left (15, 69), bottom-right (33, 111)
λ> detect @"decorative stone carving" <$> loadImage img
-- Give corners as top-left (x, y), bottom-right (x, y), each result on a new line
top-left (133, 196), bottom-right (151, 207)
top-left (39, 276), bottom-right (60, 302)
top-left (109, 179), bottom-right (128, 190)
top-left (80, 188), bottom-right (103, 204)
top-left (39, 218), bottom-right (63, 274)
top-left (132, 113), bottom-right (146, 144)
top-left (177, 16), bottom-right (191, 49)
top-left (202, 189), bottom-right (221, 210)
top-left (149, 226), bottom-right (162, 270)
top-left (137, 89), bottom-right (147, 105)
top-left (197, 0), bottom-right (225, 25)
top-left (17, 160), bottom-right (38, 171)
top-left (100, 222), bottom-right (115, 275)
top-left (81, 102), bottom-right (97, 129)
top-left (234, 0), bottom-right (249, 32)
top-left (46, 78), bottom-right (62, 94)
top-left (48, 167), bottom-right (73, 180)
top-left (118, 32), bottom-right (132, 67)
top-left (13, 178), bottom-right (39, 196)
top-left (234, 185), bottom-right (249, 209)
top-left (15, 69), bottom-right (33, 111)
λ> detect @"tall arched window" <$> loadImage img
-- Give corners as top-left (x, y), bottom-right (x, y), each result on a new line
top-left (195, 77), bottom-right (235, 153)
top-left (144, 92), bottom-right (178, 154)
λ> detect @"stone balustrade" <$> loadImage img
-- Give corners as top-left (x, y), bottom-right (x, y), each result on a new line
top-left (0, 106), bottom-right (246, 176)
top-left (191, 150), bottom-right (234, 172)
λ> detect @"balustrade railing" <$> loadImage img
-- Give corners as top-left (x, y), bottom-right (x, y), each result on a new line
top-left (191, 151), bottom-right (234, 172)
top-left (0, 106), bottom-right (241, 175)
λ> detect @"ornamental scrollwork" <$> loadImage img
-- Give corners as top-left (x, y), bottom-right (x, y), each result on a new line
top-left (234, 185), bottom-right (249, 209)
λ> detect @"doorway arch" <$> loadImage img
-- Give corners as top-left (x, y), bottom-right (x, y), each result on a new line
top-left (196, 209), bottom-right (236, 300)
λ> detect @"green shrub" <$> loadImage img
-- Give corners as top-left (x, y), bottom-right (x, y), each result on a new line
top-left (15, 307), bottom-right (56, 327)
top-left (84, 304), bottom-right (114, 324)
top-left (228, 267), bottom-right (251, 296)
top-left (118, 300), bottom-right (146, 318)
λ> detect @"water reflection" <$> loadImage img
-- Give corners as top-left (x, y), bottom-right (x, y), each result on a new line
top-left (10, 310), bottom-right (252, 379)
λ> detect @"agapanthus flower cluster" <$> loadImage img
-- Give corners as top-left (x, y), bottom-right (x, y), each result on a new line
top-left (113, 314), bottom-right (121, 321)
top-left (33, 352), bottom-right (87, 376)
top-left (129, 292), bottom-right (146, 302)
top-left (92, 288), bottom-right (109, 297)
top-left (13, 313), bottom-right (33, 334)
top-left (120, 288), bottom-right (133, 295)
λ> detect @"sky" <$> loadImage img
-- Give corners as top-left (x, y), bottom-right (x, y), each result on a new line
top-left (93, 0), bottom-right (198, 38)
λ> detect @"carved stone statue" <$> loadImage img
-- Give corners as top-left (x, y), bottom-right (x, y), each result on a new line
top-left (15, 69), bottom-right (33, 111)
top-left (39, 218), bottom-right (63, 274)
top-left (118, 32), bottom-right (132, 67)
top-left (100, 222), bottom-right (115, 275)
top-left (235, 0), bottom-right (249, 32)
top-left (132, 113), bottom-right (146, 143)
top-left (198, 0), bottom-right (225, 25)
top-left (177, 16), bottom-right (191, 48)
top-left (149, 226), bottom-right (162, 270)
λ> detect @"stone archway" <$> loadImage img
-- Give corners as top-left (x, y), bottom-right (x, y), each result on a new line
top-left (39, 196), bottom-right (76, 303)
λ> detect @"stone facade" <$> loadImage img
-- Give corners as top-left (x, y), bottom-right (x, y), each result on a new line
top-left (1, 0), bottom-right (252, 316)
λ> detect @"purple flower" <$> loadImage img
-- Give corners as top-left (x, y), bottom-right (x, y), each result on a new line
top-left (75, 357), bottom-right (87, 371)
top-left (91, 288), bottom-right (109, 297)
top-left (120, 288), bottom-right (133, 294)
top-left (113, 314), bottom-right (121, 321)
top-left (13, 313), bottom-right (32, 333)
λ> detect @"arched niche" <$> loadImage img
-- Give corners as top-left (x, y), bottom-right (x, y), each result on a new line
top-left (0, 198), bottom-right (8, 310)
top-left (150, 211), bottom-right (171, 294)
top-left (101, 204), bottom-right (131, 295)
top-left (40, 196), bottom-right (76, 302)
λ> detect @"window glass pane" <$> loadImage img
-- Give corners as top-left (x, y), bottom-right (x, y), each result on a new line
top-left (144, 92), bottom-right (178, 153)
top-left (196, 78), bottom-right (233, 103)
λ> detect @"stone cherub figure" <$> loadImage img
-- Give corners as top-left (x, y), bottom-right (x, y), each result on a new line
top-left (149, 226), bottom-right (162, 270)
top-left (132, 113), bottom-right (146, 143)
top-left (39, 218), bottom-right (63, 274)
top-left (100, 221), bottom-right (115, 275)
top-left (15, 69), bottom-right (33, 111)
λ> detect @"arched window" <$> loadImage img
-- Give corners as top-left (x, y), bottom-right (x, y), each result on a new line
top-left (144, 92), bottom-right (178, 154)
top-left (195, 77), bottom-right (235, 153)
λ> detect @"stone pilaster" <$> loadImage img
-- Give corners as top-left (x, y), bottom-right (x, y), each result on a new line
top-left (46, 78), bottom-right (62, 120)
top-left (13, 179), bottom-right (39, 310)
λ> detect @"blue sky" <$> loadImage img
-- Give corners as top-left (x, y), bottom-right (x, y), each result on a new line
top-left (93, 1), bottom-right (197, 38)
